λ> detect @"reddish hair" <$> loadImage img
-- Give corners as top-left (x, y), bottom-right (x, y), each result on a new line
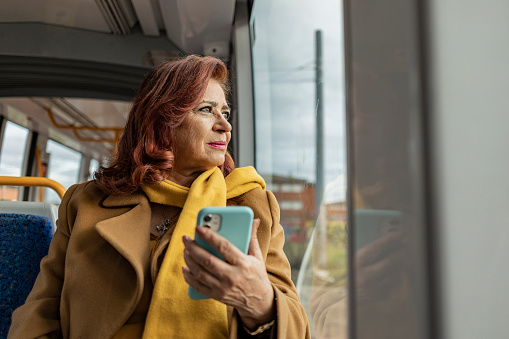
top-left (95, 55), bottom-right (235, 195)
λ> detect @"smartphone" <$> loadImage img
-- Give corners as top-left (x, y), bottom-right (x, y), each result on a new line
top-left (188, 206), bottom-right (254, 300)
top-left (353, 209), bottom-right (402, 250)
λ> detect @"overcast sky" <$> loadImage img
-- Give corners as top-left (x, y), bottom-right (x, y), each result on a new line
top-left (44, 139), bottom-right (82, 202)
top-left (0, 121), bottom-right (28, 177)
top-left (251, 0), bottom-right (346, 202)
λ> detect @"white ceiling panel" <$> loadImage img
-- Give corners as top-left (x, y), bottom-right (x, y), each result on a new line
top-left (0, 0), bottom-right (111, 33)
top-left (0, 0), bottom-right (236, 56)
top-left (131, 0), bottom-right (160, 36)
top-left (158, 0), bottom-right (235, 57)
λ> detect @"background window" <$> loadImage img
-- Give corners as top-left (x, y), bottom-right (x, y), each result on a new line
top-left (88, 158), bottom-right (99, 181)
top-left (44, 140), bottom-right (82, 203)
top-left (0, 121), bottom-right (29, 200)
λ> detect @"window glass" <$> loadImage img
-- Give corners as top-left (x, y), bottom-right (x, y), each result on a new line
top-left (44, 140), bottom-right (82, 203)
top-left (250, 1), bottom-right (346, 337)
top-left (280, 184), bottom-right (302, 193)
top-left (0, 121), bottom-right (29, 200)
top-left (88, 158), bottom-right (99, 181)
top-left (345, 0), bottom-right (428, 336)
top-left (280, 201), bottom-right (304, 210)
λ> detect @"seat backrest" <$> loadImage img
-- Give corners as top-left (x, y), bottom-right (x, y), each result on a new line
top-left (0, 201), bottom-right (58, 233)
top-left (0, 213), bottom-right (53, 337)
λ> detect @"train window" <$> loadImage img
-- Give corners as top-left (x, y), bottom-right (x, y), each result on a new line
top-left (0, 121), bottom-right (29, 200)
top-left (88, 158), bottom-right (99, 181)
top-left (44, 140), bottom-right (82, 203)
top-left (250, 0), bottom-right (346, 337)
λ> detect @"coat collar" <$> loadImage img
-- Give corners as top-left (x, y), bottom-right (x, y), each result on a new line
top-left (101, 190), bottom-right (148, 208)
top-left (95, 191), bottom-right (152, 299)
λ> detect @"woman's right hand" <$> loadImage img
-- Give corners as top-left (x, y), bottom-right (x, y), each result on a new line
top-left (182, 219), bottom-right (276, 330)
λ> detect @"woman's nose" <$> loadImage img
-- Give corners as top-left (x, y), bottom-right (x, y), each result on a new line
top-left (214, 113), bottom-right (232, 132)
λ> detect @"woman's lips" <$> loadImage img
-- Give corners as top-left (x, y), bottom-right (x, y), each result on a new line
top-left (207, 141), bottom-right (227, 150)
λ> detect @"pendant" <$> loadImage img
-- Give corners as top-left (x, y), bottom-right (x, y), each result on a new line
top-left (156, 219), bottom-right (171, 234)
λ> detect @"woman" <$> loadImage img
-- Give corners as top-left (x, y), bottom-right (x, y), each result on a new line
top-left (9, 55), bottom-right (310, 338)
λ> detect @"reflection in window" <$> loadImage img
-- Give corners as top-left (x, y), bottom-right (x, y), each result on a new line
top-left (44, 140), bottom-right (82, 203)
top-left (251, 0), bottom-right (346, 337)
top-left (0, 121), bottom-right (29, 200)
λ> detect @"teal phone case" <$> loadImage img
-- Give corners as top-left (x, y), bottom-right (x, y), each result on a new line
top-left (188, 206), bottom-right (254, 300)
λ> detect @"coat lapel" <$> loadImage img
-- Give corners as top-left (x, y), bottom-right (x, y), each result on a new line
top-left (95, 192), bottom-right (152, 297)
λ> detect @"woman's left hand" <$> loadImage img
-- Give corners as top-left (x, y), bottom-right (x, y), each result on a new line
top-left (182, 219), bottom-right (275, 330)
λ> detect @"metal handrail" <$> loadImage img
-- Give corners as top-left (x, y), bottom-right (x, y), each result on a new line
top-left (0, 176), bottom-right (66, 199)
top-left (45, 108), bottom-right (123, 143)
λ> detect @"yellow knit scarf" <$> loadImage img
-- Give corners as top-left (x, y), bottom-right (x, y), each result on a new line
top-left (141, 166), bottom-right (265, 339)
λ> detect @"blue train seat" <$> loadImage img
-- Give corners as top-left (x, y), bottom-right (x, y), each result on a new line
top-left (0, 201), bottom-right (58, 233)
top-left (0, 213), bottom-right (53, 337)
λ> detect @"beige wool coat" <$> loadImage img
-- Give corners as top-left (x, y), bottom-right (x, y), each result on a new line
top-left (9, 181), bottom-right (310, 339)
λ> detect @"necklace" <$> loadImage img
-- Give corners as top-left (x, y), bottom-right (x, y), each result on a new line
top-left (156, 219), bottom-right (172, 234)
top-left (154, 209), bottom-right (181, 236)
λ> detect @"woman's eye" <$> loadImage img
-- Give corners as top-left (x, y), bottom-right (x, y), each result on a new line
top-left (198, 106), bottom-right (230, 120)
top-left (199, 106), bottom-right (213, 113)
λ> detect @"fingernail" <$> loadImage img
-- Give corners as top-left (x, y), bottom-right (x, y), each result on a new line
top-left (253, 219), bottom-right (261, 230)
top-left (196, 226), bottom-right (206, 235)
top-left (183, 235), bottom-right (190, 243)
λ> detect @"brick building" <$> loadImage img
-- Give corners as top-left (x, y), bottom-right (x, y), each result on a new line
top-left (263, 174), bottom-right (315, 243)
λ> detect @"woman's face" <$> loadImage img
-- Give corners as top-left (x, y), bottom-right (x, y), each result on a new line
top-left (172, 79), bottom-right (232, 175)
